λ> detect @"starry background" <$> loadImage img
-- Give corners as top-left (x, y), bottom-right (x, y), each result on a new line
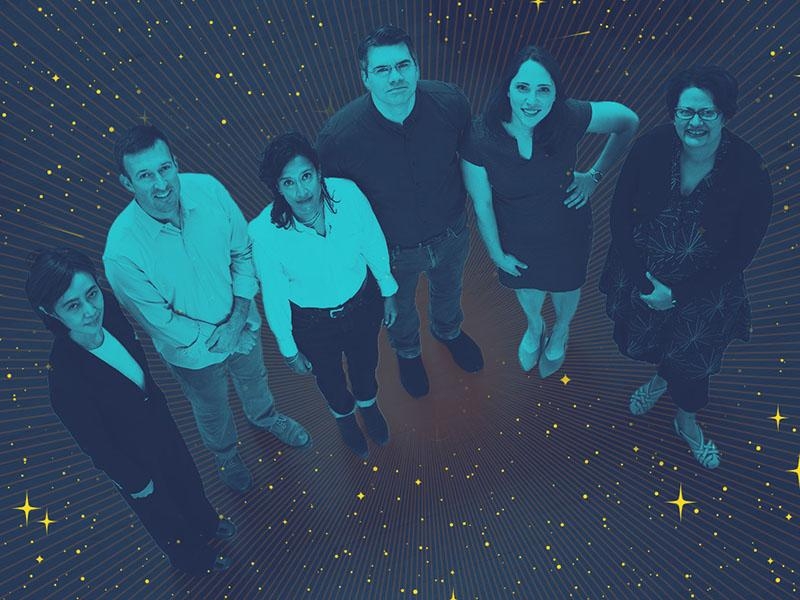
top-left (1, 1), bottom-right (798, 598)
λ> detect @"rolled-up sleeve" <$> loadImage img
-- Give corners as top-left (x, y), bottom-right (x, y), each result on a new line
top-left (216, 180), bottom-right (259, 300)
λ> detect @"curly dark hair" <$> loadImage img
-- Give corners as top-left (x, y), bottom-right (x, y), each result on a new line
top-left (257, 132), bottom-right (338, 229)
top-left (664, 65), bottom-right (739, 120)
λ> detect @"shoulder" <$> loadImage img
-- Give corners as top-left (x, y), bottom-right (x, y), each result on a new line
top-left (48, 339), bottom-right (84, 399)
top-left (179, 172), bottom-right (222, 188)
top-left (629, 124), bottom-right (675, 155)
top-left (419, 80), bottom-right (469, 110)
top-left (319, 95), bottom-right (372, 140)
top-left (248, 204), bottom-right (278, 238)
top-left (722, 129), bottom-right (765, 170)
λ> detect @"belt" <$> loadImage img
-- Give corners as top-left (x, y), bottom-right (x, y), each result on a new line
top-left (290, 276), bottom-right (372, 320)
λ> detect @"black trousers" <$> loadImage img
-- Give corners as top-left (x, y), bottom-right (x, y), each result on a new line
top-left (291, 276), bottom-right (383, 415)
top-left (656, 367), bottom-right (710, 412)
top-left (121, 406), bottom-right (219, 575)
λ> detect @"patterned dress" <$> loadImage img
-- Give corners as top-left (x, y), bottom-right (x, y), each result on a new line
top-left (599, 134), bottom-right (751, 382)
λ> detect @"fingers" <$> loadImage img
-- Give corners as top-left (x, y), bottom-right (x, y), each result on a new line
top-left (563, 193), bottom-right (587, 208)
top-left (205, 327), bottom-right (222, 349)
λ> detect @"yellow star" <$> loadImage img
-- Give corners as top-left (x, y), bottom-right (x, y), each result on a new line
top-left (560, 374), bottom-right (570, 385)
top-left (36, 555), bottom-right (43, 564)
top-left (769, 405), bottom-right (787, 431)
top-left (450, 590), bottom-right (458, 600)
top-left (415, 479), bottom-right (422, 486)
top-left (356, 491), bottom-right (365, 500)
top-left (532, 0), bottom-right (546, 11)
top-left (666, 484), bottom-right (696, 521)
top-left (51, 73), bottom-right (60, 82)
top-left (138, 111), bottom-right (150, 125)
top-left (787, 455), bottom-right (800, 488)
top-left (14, 492), bottom-right (40, 526)
top-left (38, 508), bottom-right (56, 534)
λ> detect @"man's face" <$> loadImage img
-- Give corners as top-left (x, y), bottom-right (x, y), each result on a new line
top-left (361, 43), bottom-right (419, 108)
top-left (119, 139), bottom-right (181, 220)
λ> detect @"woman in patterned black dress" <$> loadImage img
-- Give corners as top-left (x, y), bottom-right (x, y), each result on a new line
top-left (599, 66), bottom-right (773, 468)
top-left (462, 46), bottom-right (639, 377)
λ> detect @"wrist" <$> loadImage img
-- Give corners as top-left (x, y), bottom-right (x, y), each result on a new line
top-left (589, 167), bottom-right (605, 184)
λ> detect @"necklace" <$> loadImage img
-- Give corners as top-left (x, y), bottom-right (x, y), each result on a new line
top-left (297, 205), bottom-right (323, 228)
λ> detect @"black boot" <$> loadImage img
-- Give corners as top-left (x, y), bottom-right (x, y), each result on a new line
top-left (358, 401), bottom-right (389, 445)
top-left (334, 413), bottom-right (368, 458)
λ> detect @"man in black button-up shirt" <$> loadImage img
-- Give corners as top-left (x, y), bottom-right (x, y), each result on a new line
top-left (318, 25), bottom-right (483, 397)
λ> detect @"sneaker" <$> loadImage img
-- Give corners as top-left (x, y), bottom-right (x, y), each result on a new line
top-left (673, 418), bottom-right (720, 469)
top-left (434, 331), bottom-right (484, 372)
top-left (218, 453), bottom-right (253, 494)
top-left (629, 374), bottom-right (668, 415)
top-left (215, 518), bottom-right (237, 540)
top-left (397, 355), bottom-right (430, 397)
top-left (265, 414), bottom-right (311, 448)
top-left (359, 403), bottom-right (390, 445)
top-left (335, 413), bottom-right (368, 458)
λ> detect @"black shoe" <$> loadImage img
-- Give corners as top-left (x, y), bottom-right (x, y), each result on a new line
top-left (359, 403), bottom-right (390, 445)
top-left (397, 355), bottom-right (430, 397)
top-left (217, 453), bottom-right (253, 494)
top-left (211, 553), bottom-right (232, 572)
top-left (335, 414), bottom-right (369, 458)
top-left (435, 331), bottom-right (484, 372)
top-left (215, 518), bottom-right (237, 540)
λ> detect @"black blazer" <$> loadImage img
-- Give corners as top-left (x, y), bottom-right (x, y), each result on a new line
top-left (49, 291), bottom-right (174, 494)
top-left (609, 124), bottom-right (773, 303)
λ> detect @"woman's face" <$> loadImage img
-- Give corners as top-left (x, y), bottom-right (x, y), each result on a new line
top-left (507, 59), bottom-right (556, 130)
top-left (277, 155), bottom-right (323, 221)
top-left (673, 87), bottom-right (725, 152)
top-left (49, 271), bottom-right (104, 339)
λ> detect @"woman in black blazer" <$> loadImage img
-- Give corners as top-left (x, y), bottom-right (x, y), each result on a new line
top-left (26, 247), bottom-right (235, 574)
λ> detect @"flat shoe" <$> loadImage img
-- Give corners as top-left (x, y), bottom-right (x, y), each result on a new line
top-left (518, 326), bottom-right (546, 372)
top-left (673, 418), bottom-right (720, 469)
top-left (214, 518), bottom-right (237, 540)
top-left (265, 413), bottom-right (312, 448)
top-left (629, 374), bottom-right (668, 415)
top-left (538, 333), bottom-right (567, 379)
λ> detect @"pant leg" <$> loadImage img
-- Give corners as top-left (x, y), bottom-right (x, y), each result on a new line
top-left (293, 315), bottom-right (355, 415)
top-left (227, 339), bottom-right (278, 427)
top-left (342, 294), bottom-right (383, 402)
top-left (387, 245), bottom-right (428, 358)
top-left (658, 368), bottom-right (710, 412)
top-left (426, 218), bottom-right (470, 341)
top-left (168, 359), bottom-right (238, 463)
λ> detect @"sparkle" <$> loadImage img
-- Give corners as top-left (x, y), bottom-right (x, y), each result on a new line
top-left (14, 492), bottom-right (40, 526)
top-left (450, 590), bottom-right (458, 600)
top-left (787, 455), bottom-right (800, 488)
top-left (51, 73), bottom-right (60, 82)
top-left (356, 491), bottom-right (365, 500)
top-left (667, 484), bottom-right (696, 521)
top-left (560, 374), bottom-right (571, 385)
top-left (769, 405), bottom-right (787, 430)
top-left (35, 555), bottom-right (43, 564)
top-left (138, 111), bottom-right (150, 125)
top-left (38, 508), bottom-right (56, 534)
top-left (532, 0), bottom-right (546, 11)
top-left (415, 479), bottom-right (422, 486)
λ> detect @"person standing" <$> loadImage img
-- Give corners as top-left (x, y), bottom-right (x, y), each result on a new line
top-left (317, 25), bottom-right (483, 398)
top-left (104, 125), bottom-right (310, 493)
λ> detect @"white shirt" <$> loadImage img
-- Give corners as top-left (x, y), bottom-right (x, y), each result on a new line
top-left (90, 328), bottom-right (146, 390)
top-left (249, 177), bottom-right (398, 357)
top-left (104, 173), bottom-right (260, 369)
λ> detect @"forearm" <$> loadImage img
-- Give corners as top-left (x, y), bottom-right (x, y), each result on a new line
top-left (592, 128), bottom-right (637, 174)
top-left (472, 198), bottom-right (504, 261)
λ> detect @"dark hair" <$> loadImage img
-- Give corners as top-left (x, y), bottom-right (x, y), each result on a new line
top-left (357, 25), bottom-right (418, 75)
top-left (483, 45), bottom-right (568, 155)
top-left (664, 65), bottom-right (739, 120)
top-left (25, 247), bottom-right (98, 337)
top-left (114, 125), bottom-right (174, 177)
top-left (257, 132), bottom-right (337, 229)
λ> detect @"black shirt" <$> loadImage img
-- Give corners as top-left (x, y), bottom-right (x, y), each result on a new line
top-left (317, 80), bottom-right (471, 247)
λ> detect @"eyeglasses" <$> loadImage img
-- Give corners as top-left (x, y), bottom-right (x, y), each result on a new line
top-left (674, 107), bottom-right (721, 121)
top-left (367, 59), bottom-right (415, 79)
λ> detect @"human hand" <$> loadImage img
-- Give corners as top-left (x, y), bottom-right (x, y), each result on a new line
top-left (493, 252), bottom-right (528, 277)
top-left (234, 328), bottom-right (258, 355)
top-left (564, 171), bottom-right (598, 209)
top-left (639, 272), bottom-right (675, 310)
top-left (131, 479), bottom-right (154, 499)
top-left (286, 351), bottom-right (312, 375)
top-left (206, 320), bottom-right (242, 354)
top-left (383, 295), bottom-right (398, 328)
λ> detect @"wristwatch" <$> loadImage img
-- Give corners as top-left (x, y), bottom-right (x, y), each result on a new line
top-left (589, 167), bottom-right (604, 183)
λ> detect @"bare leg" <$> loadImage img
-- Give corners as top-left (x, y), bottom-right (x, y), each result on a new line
top-left (514, 288), bottom-right (547, 349)
top-left (546, 288), bottom-right (581, 359)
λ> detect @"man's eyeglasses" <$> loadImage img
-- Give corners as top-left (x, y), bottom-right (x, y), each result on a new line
top-left (368, 60), bottom-right (415, 79)
top-left (674, 107), bottom-right (721, 121)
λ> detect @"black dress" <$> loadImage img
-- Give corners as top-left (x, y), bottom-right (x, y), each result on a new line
top-left (49, 292), bottom-right (219, 575)
top-left (462, 100), bottom-right (593, 291)
top-left (599, 125), bottom-right (773, 390)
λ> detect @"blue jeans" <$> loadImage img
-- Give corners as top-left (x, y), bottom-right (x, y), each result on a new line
top-left (388, 212), bottom-right (470, 358)
top-left (168, 340), bottom-right (277, 463)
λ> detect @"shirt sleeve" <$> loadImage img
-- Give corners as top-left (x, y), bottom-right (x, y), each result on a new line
top-left (460, 118), bottom-right (486, 167)
top-left (609, 136), bottom-right (653, 294)
top-left (567, 99), bottom-right (592, 140)
top-left (50, 369), bottom-right (150, 494)
top-left (214, 178), bottom-right (259, 300)
top-left (103, 254), bottom-right (217, 360)
top-left (317, 125), bottom-right (345, 179)
top-left (671, 150), bottom-right (773, 303)
top-left (249, 219), bottom-right (298, 357)
top-left (348, 181), bottom-right (399, 297)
